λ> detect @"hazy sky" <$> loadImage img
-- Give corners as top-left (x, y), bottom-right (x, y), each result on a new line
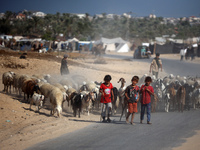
top-left (1, 0), bottom-right (200, 17)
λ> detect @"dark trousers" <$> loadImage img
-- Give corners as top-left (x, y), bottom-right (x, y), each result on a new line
top-left (180, 55), bottom-right (184, 61)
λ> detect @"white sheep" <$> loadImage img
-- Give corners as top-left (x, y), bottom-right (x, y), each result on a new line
top-left (49, 87), bottom-right (63, 117)
top-left (40, 83), bottom-right (55, 105)
top-left (2, 71), bottom-right (15, 93)
top-left (30, 93), bottom-right (45, 111)
top-left (13, 74), bottom-right (21, 95)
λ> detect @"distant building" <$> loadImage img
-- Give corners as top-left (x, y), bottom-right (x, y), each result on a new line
top-left (122, 13), bottom-right (131, 18)
top-left (16, 13), bottom-right (26, 20)
top-left (32, 11), bottom-right (46, 18)
top-left (75, 14), bottom-right (86, 19)
top-left (95, 14), bottom-right (103, 18)
top-left (0, 13), bottom-right (4, 19)
top-left (106, 14), bottom-right (115, 19)
top-left (149, 14), bottom-right (156, 19)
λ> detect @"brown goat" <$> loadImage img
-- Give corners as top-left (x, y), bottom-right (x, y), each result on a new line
top-left (22, 79), bottom-right (40, 102)
top-left (176, 86), bottom-right (186, 112)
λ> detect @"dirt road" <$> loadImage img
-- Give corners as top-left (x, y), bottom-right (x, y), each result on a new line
top-left (0, 49), bottom-right (199, 150)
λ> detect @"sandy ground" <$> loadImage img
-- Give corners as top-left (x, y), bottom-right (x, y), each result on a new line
top-left (0, 49), bottom-right (199, 150)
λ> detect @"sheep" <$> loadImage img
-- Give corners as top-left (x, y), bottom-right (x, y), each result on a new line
top-left (79, 82), bottom-right (98, 93)
top-left (32, 74), bottom-right (45, 80)
top-left (53, 83), bottom-right (69, 109)
top-left (30, 92), bottom-right (45, 111)
top-left (60, 78), bottom-right (77, 90)
top-left (176, 76), bottom-right (187, 85)
top-left (49, 87), bottom-right (63, 117)
top-left (53, 83), bottom-right (66, 93)
top-left (18, 74), bottom-right (30, 96)
top-left (2, 71), bottom-right (15, 93)
top-left (21, 78), bottom-right (40, 101)
top-left (191, 88), bottom-right (200, 109)
top-left (44, 74), bottom-right (58, 85)
top-left (40, 83), bottom-right (55, 105)
top-left (13, 74), bottom-right (21, 95)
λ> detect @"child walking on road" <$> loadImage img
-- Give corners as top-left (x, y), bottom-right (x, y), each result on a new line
top-left (140, 76), bottom-right (154, 124)
top-left (125, 76), bottom-right (140, 125)
top-left (100, 75), bottom-right (114, 123)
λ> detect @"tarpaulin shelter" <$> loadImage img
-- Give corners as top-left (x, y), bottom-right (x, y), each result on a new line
top-left (94, 37), bottom-right (126, 45)
top-left (116, 43), bottom-right (130, 52)
top-left (155, 42), bottom-right (185, 54)
top-left (94, 37), bottom-right (129, 52)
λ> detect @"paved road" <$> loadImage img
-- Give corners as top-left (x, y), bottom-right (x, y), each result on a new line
top-left (27, 54), bottom-right (200, 150)
top-left (27, 110), bottom-right (200, 150)
top-left (104, 53), bottom-right (200, 76)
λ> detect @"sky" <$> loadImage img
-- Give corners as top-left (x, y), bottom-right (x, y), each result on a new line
top-left (1, 0), bottom-right (200, 18)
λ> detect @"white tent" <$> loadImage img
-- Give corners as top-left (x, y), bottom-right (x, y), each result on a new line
top-left (104, 43), bottom-right (116, 51)
top-left (94, 37), bottom-right (129, 52)
top-left (68, 37), bottom-right (79, 42)
top-left (94, 37), bottom-right (126, 45)
top-left (116, 43), bottom-right (130, 53)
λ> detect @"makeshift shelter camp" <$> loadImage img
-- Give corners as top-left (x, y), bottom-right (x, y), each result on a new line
top-left (94, 37), bottom-right (129, 52)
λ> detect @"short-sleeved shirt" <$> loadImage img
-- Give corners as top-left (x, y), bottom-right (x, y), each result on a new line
top-left (151, 58), bottom-right (162, 72)
top-left (125, 85), bottom-right (140, 103)
top-left (100, 83), bottom-right (113, 103)
top-left (140, 85), bottom-right (154, 104)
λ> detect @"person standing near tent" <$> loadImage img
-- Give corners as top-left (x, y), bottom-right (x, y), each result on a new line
top-left (180, 46), bottom-right (186, 61)
top-left (149, 53), bottom-right (162, 79)
top-left (190, 46), bottom-right (195, 61)
top-left (60, 54), bottom-right (69, 75)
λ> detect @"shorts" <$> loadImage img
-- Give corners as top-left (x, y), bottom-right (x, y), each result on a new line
top-left (128, 102), bottom-right (137, 113)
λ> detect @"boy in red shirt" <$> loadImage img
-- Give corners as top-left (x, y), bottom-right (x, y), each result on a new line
top-left (125, 76), bottom-right (140, 125)
top-left (100, 75), bottom-right (114, 123)
top-left (140, 76), bottom-right (154, 124)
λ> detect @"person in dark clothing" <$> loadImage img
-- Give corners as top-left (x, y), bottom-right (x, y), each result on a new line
top-left (60, 54), bottom-right (69, 75)
top-left (197, 43), bottom-right (200, 57)
top-left (185, 47), bottom-right (190, 60)
top-left (190, 46), bottom-right (195, 61)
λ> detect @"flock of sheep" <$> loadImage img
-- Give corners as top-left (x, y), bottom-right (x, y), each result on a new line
top-left (2, 71), bottom-right (200, 119)
top-left (2, 71), bottom-right (99, 117)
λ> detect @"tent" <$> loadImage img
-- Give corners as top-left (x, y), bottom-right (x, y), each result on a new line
top-left (94, 37), bottom-right (129, 52)
top-left (68, 38), bottom-right (79, 42)
top-left (116, 43), bottom-right (130, 53)
top-left (94, 37), bottom-right (126, 45)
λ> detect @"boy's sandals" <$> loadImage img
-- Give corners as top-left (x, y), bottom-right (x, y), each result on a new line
top-left (102, 119), bottom-right (107, 123)
top-left (107, 118), bottom-right (111, 123)
top-left (147, 121), bottom-right (152, 125)
top-left (140, 120), bottom-right (143, 124)
top-left (126, 119), bottom-right (129, 124)
top-left (130, 122), bottom-right (135, 125)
